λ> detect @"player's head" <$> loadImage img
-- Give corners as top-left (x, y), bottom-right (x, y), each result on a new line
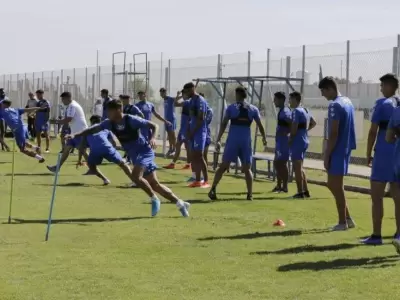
top-left (28, 92), bottom-right (35, 99)
top-left (137, 91), bottom-right (146, 101)
top-left (273, 91), bottom-right (286, 107)
top-left (181, 89), bottom-right (189, 100)
top-left (235, 86), bottom-right (247, 102)
top-left (289, 91), bottom-right (302, 108)
top-left (159, 88), bottom-right (167, 98)
top-left (101, 89), bottom-right (109, 98)
top-left (379, 73), bottom-right (399, 98)
top-left (119, 94), bottom-right (130, 105)
top-left (60, 91), bottom-right (72, 105)
top-left (1, 98), bottom-right (11, 108)
top-left (318, 76), bottom-right (338, 101)
top-left (183, 82), bottom-right (195, 97)
top-left (106, 99), bottom-right (123, 121)
top-left (0, 88), bottom-right (4, 97)
top-left (36, 89), bottom-right (44, 99)
top-left (89, 114), bottom-right (102, 126)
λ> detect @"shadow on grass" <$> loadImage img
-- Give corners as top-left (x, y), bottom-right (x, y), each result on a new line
top-left (215, 192), bottom-right (263, 196)
top-left (4, 172), bottom-right (53, 176)
top-left (199, 228), bottom-right (331, 241)
top-left (34, 182), bottom-right (87, 187)
top-left (277, 256), bottom-right (399, 272)
top-left (251, 243), bottom-right (360, 255)
top-left (10, 216), bottom-right (151, 225)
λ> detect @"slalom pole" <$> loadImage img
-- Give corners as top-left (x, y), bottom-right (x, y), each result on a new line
top-left (7, 140), bottom-right (16, 224)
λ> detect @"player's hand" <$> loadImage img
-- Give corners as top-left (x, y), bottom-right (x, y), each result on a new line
top-left (149, 138), bottom-right (157, 149)
top-left (262, 137), bottom-right (267, 147)
top-left (176, 91), bottom-right (181, 97)
top-left (367, 156), bottom-right (373, 167)
top-left (65, 134), bottom-right (74, 140)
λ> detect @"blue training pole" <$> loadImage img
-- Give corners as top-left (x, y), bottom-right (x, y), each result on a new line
top-left (45, 153), bottom-right (62, 242)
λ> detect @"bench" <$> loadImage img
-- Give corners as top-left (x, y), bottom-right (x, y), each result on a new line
top-left (252, 154), bottom-right (294, 182)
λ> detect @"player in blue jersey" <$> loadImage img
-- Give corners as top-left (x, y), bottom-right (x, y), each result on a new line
top-left (0, 99), bottom-right (45, 162)
top-left (362, 73), bottom-right (400, 245)
top-left (202, 93), bottom-right (213, 166)
top-left (120, 94), bottom-right (144, 118)
top-left (208, 86), bottom-right (267, 201)
top-left (135, 91), bottom-right (171, 140)
top-left (96, 89), bottom-right (113, 121)
top-left (184, 82), bottom-right (211, 188)
top-left (164, 90), bottom-right (191, 170)
top-left (289, 91), bottom-right (316, 199)
top-left (319, 77), bottom-right (357, 231)
top-left (76, 115), bottom-right (134, 185)
top-left (160, 88), bottom-right (177, 156)
top-left (272, 92), bottom-right (291, 193)
top-left (0, 89), bottom-right (11, 151)
top-left (67, 99), bottom-right (190, 218)
top-left (34, 89), bottom-right (51, 153)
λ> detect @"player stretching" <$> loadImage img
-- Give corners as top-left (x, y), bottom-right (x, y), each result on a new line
top-left (35, 89), bottom-right (51, 153)
top-left (208, 86), bottom-right (267, 201)
top-left (319, 77), bottom-right (356, 231)
top-left (272, 92), bottom-right (291, 193)
top-left (68, 100), bottom-right (191, 218)
top-left (362, 73), bottom-right (400, 245)
top-left (47, 92), bottom-right (88, 172)
top-left (289, 92), bottom-right (316, 198)
top-left (164, 90), bottom-right (191, 170)
top-left (76, 115), bottom-right (134, 185)
top-left (160, 88), bottom-right (177, 156)
top-left (0, 99), bottom-right (45, 162)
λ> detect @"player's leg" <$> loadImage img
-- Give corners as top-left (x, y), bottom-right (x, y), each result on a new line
top-left (60, 133), bottom-right (66, 153)
top-left (35, 121), bottom-right (42, 150)
top-left (390, 181), bottom-right (400, 253)
top-left (240, 143), bottom-right (254, 200)
top-left (164, 139), bottom-right (182, 169)
top-left (0, 119), bottom-right (7, 151)
top-left (86, 151), bottom-right (111, 184)
top-left (16, 128), bottom-right (44, 162)
top-left (47, 138), bottom-right (78, 172)
top-left (292, 145), bottom-right (309, 198)
top-left (145, 169), bottom-right (190, 217)
top-left (43, 123), bottom-right (50, 152)
top-left (273, 144), bottom-right (289, 192)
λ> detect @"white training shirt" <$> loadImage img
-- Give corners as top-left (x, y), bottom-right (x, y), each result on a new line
top-left (65, 100), bottom-right (88, 134)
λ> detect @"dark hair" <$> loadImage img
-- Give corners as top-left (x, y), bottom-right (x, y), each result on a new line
top-left (2, 99), bottom-right (11, 106)
top-left (274, 91), bottom-right (286, 101)
top-left (183, 82), bottom-right (195, 90)
top-left (119, 94), bottom-right (130, 100)
top-left (159, 88), bottom-right (166, 92)
top-left (289, 91), bottom-right (302, 102)
top-left (106, 99), bottom-right (123, 110)
top-left (199, 92), bottom-right (205, 97)
top-left (318, 76), bottom-right (338, 91)
top-left (36, 89), bottom-right (44, 94)
top-left (235, 86), bottom-right (247, 99)
top-left (90, 115), bottom-right (102, 124)
top-left (101, 89), bottom-right (109, 94)
top-left (380, 73), bottom-right (399, 89)
top-left (137, 91), bottom-right (145, 95)
top-left (60, 92), bottom-right (71, 98)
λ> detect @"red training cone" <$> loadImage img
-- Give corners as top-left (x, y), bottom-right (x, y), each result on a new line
top-left (273, 219), bottom-right (285, 227)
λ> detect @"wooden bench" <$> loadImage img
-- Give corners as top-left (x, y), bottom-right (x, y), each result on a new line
top-left (252, 154), bottom-right (293, 182)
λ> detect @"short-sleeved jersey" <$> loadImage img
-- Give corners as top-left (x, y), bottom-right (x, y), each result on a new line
top-left (36, 99), bottom-right (50, 122)
top-left (136, 100), bottom-right (155, 121)
top-left (85, 129), bottom-right (114, 153)
top-left (371, 97), bottom-right (397, 153)
top-left (189, 94), bottom-right (207, 131)
top-left (180, 100), bottom-right (191, 132)
top-left (291, 107), bottom-right (310, 145)
top-left (276, 107), bottom-right (292, 140)
top-left (102, 97), bottom-right (113, 120)
top-left (225, 102), bottom-right (260, 143)
top-left (388, 107), bottom-right (400, 172)
top-left (328, 96), bottom-right (357, 154)
top-left (65, 100), bottom-right (88, 134)
top-left (163, 96), bottom-right (175, 120)
top-left (2, 108), bottom-right (24, 131)
top-left (99, 114), bottom-right (150, 153)
top-left (206, 105), bottom-right (213, 125)
top-left (123, 104), bottom-right (142, 117)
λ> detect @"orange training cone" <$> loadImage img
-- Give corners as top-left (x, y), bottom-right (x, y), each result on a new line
top-left (273, 219), bottom-right (285, 227)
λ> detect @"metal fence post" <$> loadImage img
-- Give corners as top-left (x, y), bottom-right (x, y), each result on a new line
top-left (392, 47), bottom-right (398, 74)
top-left (285, 56), bottom-right (291, 96)
top-left (60, 70), bottom-right (64, 92)
top-left (345, 40), bottom-right (350, 96)
top-left (162, 66), bottom-right (169, 155)
top-left (85, 67), bottom-right (88, 113)
top-left (301, 45), bottom-right (306, 95)
top-left (397, 34), bottom-right (400, 76)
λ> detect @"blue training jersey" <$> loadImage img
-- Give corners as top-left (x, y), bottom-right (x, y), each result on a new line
top-left (291, 107), bottom-right (310, 146)
top-left (328, 96), bottom-right (357, 154)
top-left (123, 104), bottom-right (142, 117)
top-left (225, 102), bottom-right (260, 144)
top-left (163, 96), bottom-right (175, 121)
top-left (276, 107), bottom-right (292, 143)
top-left (388, 107), bottom-right (400, 175)
top-left (189, 94), bottom-right (207, 132)
top-left (180, 100), bottom-right (191, 132)
top-left (36, 99), bottom-right (50, 123)
top-left (136, 100), bottom-right (155, 121)
top-left (86, 129), bottom-right (115, 153)
top-left (2, 108), bottom-right (25, 131)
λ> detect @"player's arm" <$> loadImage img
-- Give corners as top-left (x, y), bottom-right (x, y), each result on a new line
top-left (174, 91), bottom-right (184, 107)
top-left (367, 103), bottom-right (381, 159)
top-left (190, 101), bottom-right (206, 137)
top-left (22, 107), bottom-right (45, 114)
top-left (254, 109), bottom-right (267, 146)
top-left (215, 110), bottom-right (230, 144)
top-left (50, 116), bottom-right (73, 125)
top-left (74, 124), bottom-right (103, 138)
top-left (108, 131), bottom-right (118, 148)
top-left (152, 109), bottom-right (168, 124)
top-left (326, 109), bottom-right (340, 158)
top-left (386, 117), bottom-right (397, 143)
top-left (77, 138), bottom-right (88, 164)
top-left (132, 106), bottom-right (145, 119)
top-left (308, 116), bottom-right (317, 131)
top-left (289, 110), bottom-right (298, 144)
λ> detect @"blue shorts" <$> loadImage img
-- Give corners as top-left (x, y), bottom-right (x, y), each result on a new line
top-left (290, 144), bottom-right (308, 161)
top-left (371, 151), bottom-right (395, 182)
top-left (190, 131), bottom-right (207, 152)
top-left (67, 136), bottom-right (82, 148)
top-left (275, 139), bottom-right (290, 161)
top-left (35, 121), bottom-right (49, 132)
top-left (177, 130), bottom-right (186, 143)
top-left (14, 126), bottom-right (29, 150)
top-left (88, 149), bottom-right (123, 166)
top-left (61, 127), bottom-right (71, 135)
top-left (165, 118), bottom-right (176, 132)
top-left (328, 151), bottom-right (351, 176)
top-left (127, 148), bottom-right (157, 177)
top-left (222, 140), bottom-right (252, 164)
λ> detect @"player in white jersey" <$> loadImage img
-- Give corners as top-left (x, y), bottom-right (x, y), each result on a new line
top-left (47, 92), bottom-right (88, 172)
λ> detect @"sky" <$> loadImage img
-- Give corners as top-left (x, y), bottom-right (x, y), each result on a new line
top-left (1, 0), bottom-right (400, 74)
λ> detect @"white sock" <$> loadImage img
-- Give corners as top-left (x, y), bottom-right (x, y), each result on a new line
top-left (34, 154), bottom-right (43, 160)
top-left (151, 196), bottom-right (159, 202)
top-left (176, 200), bottom-right (184, 208)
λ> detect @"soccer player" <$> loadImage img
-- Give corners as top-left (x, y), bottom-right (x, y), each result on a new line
top-left (184, 82), bottom-right (211, 188)
top-left (0, 99), bottom-right (45, 162)
top-left (289, 91), bottom-right (316, 198)
top-left (135, 91), bottom-right (171, 139)
top-left (35, 89), bottom-right (51, 153)
top-left (272, 91), bottom-right (291, 193)
top-left (164, 90), bottom-right (191, 170)
top-left (319, 76), bottom-right (356, 231)
top-left (202, 92), bottom-right (213, 166)
top-left (25, 92), bottom-right (38, 138)
top-left (95, 89), bottom-right (113, 121)
top-left (362, 73), bottom-right (400, 245)
top-left (208, 86), bottom-right (267, 200)
top-left (67, 99), bottom-right (191, 218)
top-left (120, 94), bottom-right (144, 118)
top-left (0, 89), bottom-right (10, 151)
top-left (160, 88), bottom-right (177, 156)
top-left (47, 92), bottom-right (88, 172)
top-left (76, 115), bottom-right (134, 185)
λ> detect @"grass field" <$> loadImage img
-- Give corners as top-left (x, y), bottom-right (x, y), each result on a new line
top-left (0, 143), bottom-right (399, 300)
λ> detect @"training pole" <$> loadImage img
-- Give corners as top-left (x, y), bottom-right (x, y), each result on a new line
top-left (7, 140), bottom-right (16, 224)
top-left (45, 153), bottom-right (62, 242)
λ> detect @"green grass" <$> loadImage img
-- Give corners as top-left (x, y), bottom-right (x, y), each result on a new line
top-left (0, 143), bottom-right (398, 300)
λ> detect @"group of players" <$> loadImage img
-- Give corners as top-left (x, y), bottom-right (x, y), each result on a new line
top-left (3, 74), bottom-right (400, 253)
